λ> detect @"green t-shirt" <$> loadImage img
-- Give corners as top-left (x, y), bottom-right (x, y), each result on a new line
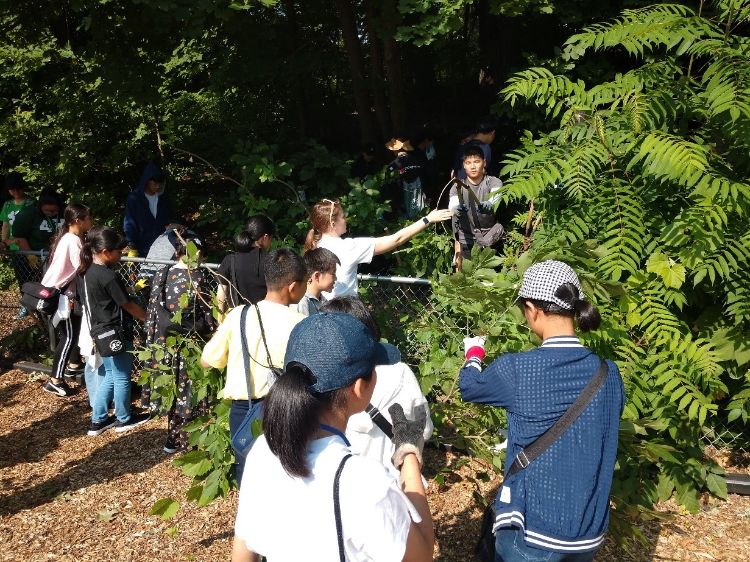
top-left (0, 199), bottom-right (34, 250)
top-left (11, 204), bottom-right (62, 251)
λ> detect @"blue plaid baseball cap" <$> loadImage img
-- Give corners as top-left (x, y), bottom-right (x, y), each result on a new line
top-left (284, 312), bottom-right (401, 394)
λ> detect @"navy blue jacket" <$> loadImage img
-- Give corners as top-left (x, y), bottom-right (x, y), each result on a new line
top-left (460, 335), bottom-right (625, 554)
top-left (123, 163), bottom-right (175, 256)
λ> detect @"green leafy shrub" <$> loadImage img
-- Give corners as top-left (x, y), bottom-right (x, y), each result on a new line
top-left (411, 0), bottom-right (749, 546)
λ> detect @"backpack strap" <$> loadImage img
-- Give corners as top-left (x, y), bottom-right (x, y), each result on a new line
top-left (506, 358), bottom-right (609, 478)
top-left (365, 404), bottom-right (393, 439)
top-left (238, 305), bottom-right (252, 405)
top-left (334, 453), bottom-right (353, 562)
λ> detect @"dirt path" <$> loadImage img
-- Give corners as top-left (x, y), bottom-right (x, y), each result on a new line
top-left (1, 368), bottom-right (748, 561)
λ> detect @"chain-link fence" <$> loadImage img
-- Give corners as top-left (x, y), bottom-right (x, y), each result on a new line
top-left (3, 250), bottom-right (748, 455)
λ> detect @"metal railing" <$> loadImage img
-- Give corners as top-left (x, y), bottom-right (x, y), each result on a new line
top-left (2, 250), bottom-right (747, 456)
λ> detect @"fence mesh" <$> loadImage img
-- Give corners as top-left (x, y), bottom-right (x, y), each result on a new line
top-left (2, 250), bottom-right (748, 455)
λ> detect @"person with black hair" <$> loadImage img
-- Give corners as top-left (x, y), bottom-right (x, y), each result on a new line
top-left (448, 145), bottom-right (504, 268)
top-left (12, 186), bottom-right (64, 256)
top-left (217, 215), bottom-right (276, 313)
top-left (231, 312), bottom-right (434, 562)
top-left (1, 172), bottom-right (34, 318)
top-left (201, 247), bottom-right (306, 484)
top-left (142, 232), bottom-right (215, 453)
top-left (452, 116), bottom-right (498, 180)
top-left (319, 296), bottom-right (433, 480)
top-left (123, 162), bottom-right (176, 256)
top-left (459, 260), bottom-right (624, 561)
top-left (40, 203), bottom-right (93, 397)
top-left (296, 247), bottom-right (339, 316)
top-left (78, 226), bottom-right (150, 436)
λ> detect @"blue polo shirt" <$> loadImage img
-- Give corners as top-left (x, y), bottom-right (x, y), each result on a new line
top-left (459, 335), bottom-right (625, 554)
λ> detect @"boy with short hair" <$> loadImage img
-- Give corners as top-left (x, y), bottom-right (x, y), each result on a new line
top-left (200, 247), bottom-right (307, 485)
top-left (1, 172), bottom-right (34, 318)
top-left (296, 247), bottom-right (339, 316)
top-left (448, 145), bottom-right (504, 268)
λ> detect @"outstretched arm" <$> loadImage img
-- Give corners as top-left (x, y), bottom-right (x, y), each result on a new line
top-left (373, 209), bottom-right (453, 256)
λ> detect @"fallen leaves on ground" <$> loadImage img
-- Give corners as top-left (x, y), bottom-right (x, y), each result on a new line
top-left (1, 368), bottom-right (749, 561)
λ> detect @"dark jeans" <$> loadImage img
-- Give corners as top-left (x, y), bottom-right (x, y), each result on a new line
top-left (50, 313), bottom-right (82, 380)
top-left (495, 528), bottom-right (597, 562)
top-left (229, 399), bottom-right (264, 487)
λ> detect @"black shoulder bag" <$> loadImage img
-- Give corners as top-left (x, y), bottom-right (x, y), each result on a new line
top-left (475, 358), bottom-right (609, 562)
top-left (455, 178), bottom-right (504, 249)
top-left (83, 274), bottom-right (126, 357)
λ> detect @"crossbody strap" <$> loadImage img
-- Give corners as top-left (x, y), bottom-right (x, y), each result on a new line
top-left (254, 303), bottom-right (273, 367)
top-left (238, 305), bottom-right (252, 405)
top-left (455, 178), bottom-right (483, 231)
top-left (334, 453), bottom-right (353, 562)
top-left (230, 254), bottom-right (238, 308)
top-left (506, 358), bottom-right (609, 478)
top-left (365, 404), bottom-right (393, 439)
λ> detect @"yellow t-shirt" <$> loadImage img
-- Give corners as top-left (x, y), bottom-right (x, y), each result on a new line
top-left (201, 301), bottom-right (305, 400)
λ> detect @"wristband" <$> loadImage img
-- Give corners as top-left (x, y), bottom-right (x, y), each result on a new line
top-left (421, 216), bottom-right (430, 225)
top-left (465, 346), bottom-right (485, 361)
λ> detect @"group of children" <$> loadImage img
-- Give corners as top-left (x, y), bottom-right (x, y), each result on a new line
top-left (3, 164), bottom-right (625, 561)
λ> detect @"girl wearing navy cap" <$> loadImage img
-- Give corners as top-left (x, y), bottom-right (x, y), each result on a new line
top-left (231, 312), bottom-right (434, 562)
top-left (460, 260), bottom-right (625, 562)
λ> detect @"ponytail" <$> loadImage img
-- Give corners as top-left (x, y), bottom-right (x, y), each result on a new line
top-left (78, 225), bottom-right (124, 275)
top-left (303, 228), bottom-right (320, 252)
top-left (263, 363), bottom-right (349, 478)
top-left (47, 203), bottom-right (90, 265)
top-left (554, 282), bottom-right (601, 332)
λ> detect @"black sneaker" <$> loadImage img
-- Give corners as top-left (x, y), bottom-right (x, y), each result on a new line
top-left (65, 364), bottom-right (84, 379)
top-left (87, 415), bottom-right (118, 436)
top-left (42, 379), bottom-right (75, 397)
top-left (163, 437), bottom-right (178, 454)
top-left (114, 412), bottom-right (151, 433)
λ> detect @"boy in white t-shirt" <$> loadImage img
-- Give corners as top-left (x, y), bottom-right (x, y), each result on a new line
top-left (320, 297), bottom-right (433, 479)
top-left (295, 247), bottom-right (339, 316)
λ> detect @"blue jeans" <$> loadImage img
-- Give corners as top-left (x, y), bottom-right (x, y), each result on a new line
top-left (84, 360), bottom-right (106, 409)
top-left (495, 528), bottom-right (597, 562)
top-left (93, 343), bottom-right (134, 423)
top-left (229, 399), bottom-right (264, 487)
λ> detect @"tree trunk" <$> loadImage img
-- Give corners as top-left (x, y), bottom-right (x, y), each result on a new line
top-left (334, 0), bottom-right (378, 143)
top-left (380, 0), bottom-right (408, 135)
top-left (364, 0), bottom-right (391, 141)
top-left (282, 0), bottom-right (307, 137)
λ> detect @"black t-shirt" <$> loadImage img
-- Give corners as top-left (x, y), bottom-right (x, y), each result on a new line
top-left (79, 264), bottom-right (131, 334)
top-left (218, 249), bottom-right (267, 306)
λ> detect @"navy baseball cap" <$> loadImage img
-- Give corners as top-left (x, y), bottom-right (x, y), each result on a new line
top-left (284, 312), bottom-right (401, 394)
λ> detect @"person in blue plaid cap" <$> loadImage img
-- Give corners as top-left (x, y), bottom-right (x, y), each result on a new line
top-left (459, 260), bottom-right (625, 562)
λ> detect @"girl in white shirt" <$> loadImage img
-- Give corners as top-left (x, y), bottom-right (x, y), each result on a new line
top-left (232, 312), bottom-right (434, 562)
top-left (304, 198), bottom-right (452, 298)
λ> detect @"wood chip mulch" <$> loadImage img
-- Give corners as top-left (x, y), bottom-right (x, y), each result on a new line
top-left (1, 365), bottom-right (749, 561)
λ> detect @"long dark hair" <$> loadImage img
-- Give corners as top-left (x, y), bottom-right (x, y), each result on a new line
top-left (263, 362), bottom-right (372, 478)
top-left (519, 282), bottom-right (601, 332)
top-left (78, 226), bottom-right (125, 274)
top-left (47, 203), bottom-right (90, 265)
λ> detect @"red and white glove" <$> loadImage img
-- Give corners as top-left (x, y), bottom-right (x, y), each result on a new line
top-left (463, 336), bottom-right (486, 370)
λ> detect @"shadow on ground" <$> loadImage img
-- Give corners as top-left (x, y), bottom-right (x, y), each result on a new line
top-left (0, 428), bottom-right (164, 516)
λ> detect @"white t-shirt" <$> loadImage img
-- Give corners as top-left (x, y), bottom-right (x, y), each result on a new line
top-left (236, 435), bottom-right (420, 562)
top-left (347, 362), bottom-right (434, 479)
top-left (317, 235), bottom-right (376, 298)
top-left (201, 301), bottom-right (304, 400)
